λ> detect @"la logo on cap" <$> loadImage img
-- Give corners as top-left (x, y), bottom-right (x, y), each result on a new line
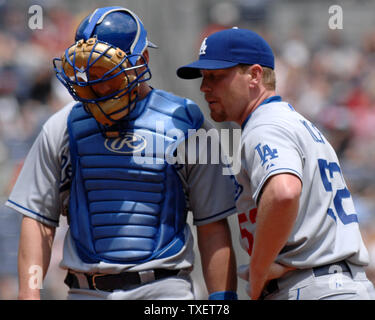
top-left (199, 37), bottom-right (207, 55)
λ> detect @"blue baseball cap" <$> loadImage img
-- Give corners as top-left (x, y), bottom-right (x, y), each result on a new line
top-left (177, 28), bottom-right (274, 79)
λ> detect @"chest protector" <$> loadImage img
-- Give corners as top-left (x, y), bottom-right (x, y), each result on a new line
top-left (67, 89), bottom-right (204, 264)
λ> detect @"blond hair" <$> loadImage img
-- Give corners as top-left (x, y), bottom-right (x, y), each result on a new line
top-left (261, 67), bottom-right (276, 91)
top-left (239, 64), bottom-right (276, 90)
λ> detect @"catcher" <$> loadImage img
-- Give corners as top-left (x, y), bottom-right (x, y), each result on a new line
top-left (6, 6), bottom-right (238, 300)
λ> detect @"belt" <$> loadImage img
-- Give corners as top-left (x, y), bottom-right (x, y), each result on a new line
top-left (64, 269), bottom-right (181, 292)
top-left (262, 260), bottom-right (350, 297)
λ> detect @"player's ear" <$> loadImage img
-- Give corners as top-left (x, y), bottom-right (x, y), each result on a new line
top-left (142, 49), bottom-right (150, 64)
top-left (135, 49), bottom-right (149, 77)
top-left (248, 64), bottom-right (263, 87)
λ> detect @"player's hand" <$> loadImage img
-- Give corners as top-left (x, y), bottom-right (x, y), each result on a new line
top-left (237, 261), bottom-right (296, 299)
top-left (266, 262), bottom-right (296, 280)
top-left (238, 261), bottom-right (295, 281)
top-left (251, 262), bottom-right (296, 300)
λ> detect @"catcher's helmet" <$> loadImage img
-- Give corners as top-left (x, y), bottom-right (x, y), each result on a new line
top-left (53, 6), bottom-right (157, 135)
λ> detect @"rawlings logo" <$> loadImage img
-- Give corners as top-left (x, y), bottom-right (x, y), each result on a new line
top-left (104, 133), bottom-right (147, 154)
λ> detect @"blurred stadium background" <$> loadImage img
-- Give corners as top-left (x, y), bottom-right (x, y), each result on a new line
top-left (0, 0), bottom-right (375, 299)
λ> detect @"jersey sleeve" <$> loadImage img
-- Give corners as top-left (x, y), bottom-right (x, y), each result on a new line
top-left (180, 120), bottom-right (237, 225)
top-left (5, 105), bottom-right (73, 227)
top-left (243, 124), bottom-right (304, 204)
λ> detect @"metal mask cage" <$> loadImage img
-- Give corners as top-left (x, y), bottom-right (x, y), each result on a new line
top-left (53, 38), bottom-right (152, 127)
top-left (54, 39), bottom-right (151, 101)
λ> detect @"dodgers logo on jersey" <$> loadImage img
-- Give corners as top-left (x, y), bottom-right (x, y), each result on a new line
top-left (255, 143), bottom-right (278, 167)
top-left (104, 133), bottom-right (147, 154)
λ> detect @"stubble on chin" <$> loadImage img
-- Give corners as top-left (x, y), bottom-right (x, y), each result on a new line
top-left (210, 110), bottom-right (228, 122)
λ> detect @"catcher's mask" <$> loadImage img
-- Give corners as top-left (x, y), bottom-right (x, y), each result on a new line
top-left (53, 6), bottom-right (157, 136)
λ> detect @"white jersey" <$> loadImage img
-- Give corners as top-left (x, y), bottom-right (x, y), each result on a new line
top-left (236, 96), bottom-right (369, 268)
top-left (6, 100), bottom-right (237, 274)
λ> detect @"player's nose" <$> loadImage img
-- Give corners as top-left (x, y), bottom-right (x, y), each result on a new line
top-left (200, 77), bottom-right (211, 93)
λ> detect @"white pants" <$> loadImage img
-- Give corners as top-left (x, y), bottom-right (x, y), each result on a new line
top-left (263, 262), bottom-right (375, 300)
top-left (66, 275), bottom-right (195, 300)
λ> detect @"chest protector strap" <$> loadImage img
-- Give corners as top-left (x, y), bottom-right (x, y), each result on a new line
top-left (67, 89), bottom-right (203, 264)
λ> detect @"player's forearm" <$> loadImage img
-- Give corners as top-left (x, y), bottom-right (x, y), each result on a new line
top-left (201, 245), bottom-right (237, 294)
top-left (250, 204), bottom-right (298, 299)
top-left (197, 220), bottom-right (237, 295)
top-left (250, 174), bottom-right (301, 299)
top-left (18, 216), bottom-right (55, 300)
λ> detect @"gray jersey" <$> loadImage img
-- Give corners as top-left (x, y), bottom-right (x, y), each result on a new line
top-left (236, 96), bottom-right (369, 268)
top-left (6, 101), bottom-right (237, 274)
